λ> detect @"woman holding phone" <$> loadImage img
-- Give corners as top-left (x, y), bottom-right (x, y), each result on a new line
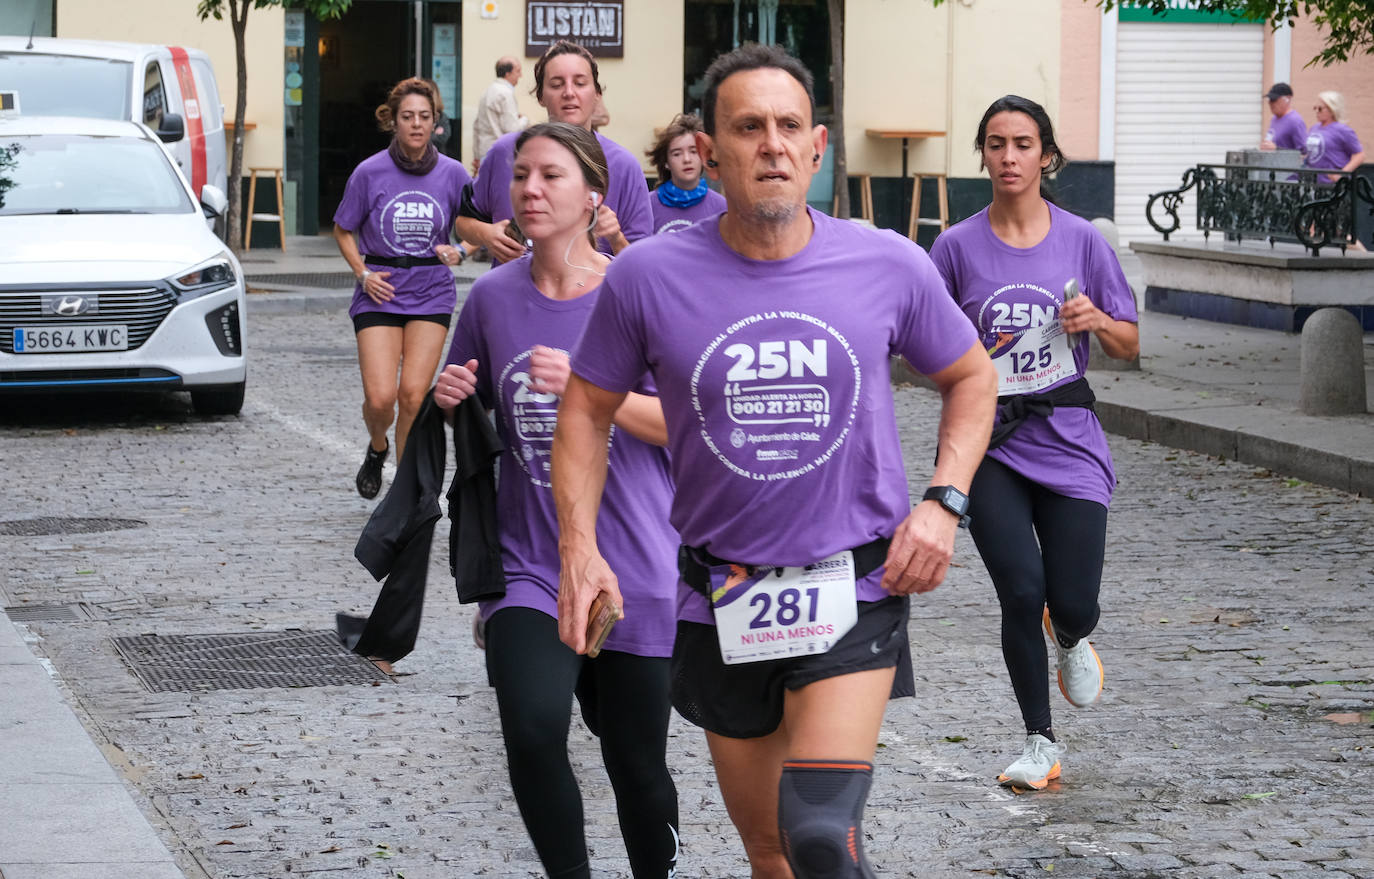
top-left (455, 40), bottom-right (652, 264)
top-left (930, 95), bottom-right (1139, 792)
top-left (434, 122), bottom-right (679, 878)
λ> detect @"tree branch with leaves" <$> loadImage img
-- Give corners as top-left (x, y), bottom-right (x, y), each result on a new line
top-left (196, 0), bottom-right (351, 252)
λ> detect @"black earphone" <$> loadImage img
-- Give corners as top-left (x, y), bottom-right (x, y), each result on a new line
top-left (813, 153), bottom-right (820, 161)
top-left (705, 159), bottom-right (718, 168)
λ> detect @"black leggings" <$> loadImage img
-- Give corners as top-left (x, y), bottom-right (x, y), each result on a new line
top-left (968, 457), bottom-right (1107, 733)
top-left (485, 607), bottom-right (679, 878)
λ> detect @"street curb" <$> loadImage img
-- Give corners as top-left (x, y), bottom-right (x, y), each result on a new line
top-left (244, 288), bottom-right (352, 316)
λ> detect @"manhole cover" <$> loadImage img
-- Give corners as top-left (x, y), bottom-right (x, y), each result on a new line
top-left (112, 630), bottom-right (391, 693)
top-left (0, 517), bottom-right (147, 536)
top-left (5, 603), bottom-right (89, 622)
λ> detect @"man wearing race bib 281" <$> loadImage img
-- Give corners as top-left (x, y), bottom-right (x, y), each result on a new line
top-left (553, 44), bottom-right (997, 878)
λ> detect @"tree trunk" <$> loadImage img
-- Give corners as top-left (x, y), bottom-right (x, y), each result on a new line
top-left (226, 0), bottom-right (249, 254)
top-left (827, 0), bottom-right (848, 219)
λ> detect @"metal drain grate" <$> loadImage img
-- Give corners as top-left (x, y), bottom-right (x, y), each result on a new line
top-left (112, 630), bottom-right (391, 693)
top-left (5, 603), bottom-right (89, 622)
top-left (0, 517), bottom-right (148, 536)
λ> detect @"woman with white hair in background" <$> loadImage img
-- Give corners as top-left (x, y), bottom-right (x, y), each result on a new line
top-left (1302, 91), bottom-right (1365, 184)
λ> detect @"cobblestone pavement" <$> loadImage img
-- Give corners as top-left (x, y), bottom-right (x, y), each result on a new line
top-left (1, 307), bottom-right (1372, 879)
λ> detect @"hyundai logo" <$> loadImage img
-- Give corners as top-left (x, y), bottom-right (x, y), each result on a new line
top-left (42, 294), bottom-right (98, 316)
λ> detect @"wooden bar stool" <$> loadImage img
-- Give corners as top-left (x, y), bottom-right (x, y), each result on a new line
top-left (833, 173), bottom-right (874, 221)
top-left (244, 166), bottom-right (285, 251)
top-left (907, 173), bottom-right (949, 240)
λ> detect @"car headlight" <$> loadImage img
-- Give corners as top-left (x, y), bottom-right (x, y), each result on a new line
top-left (170, 253), bottom-right (238, 299)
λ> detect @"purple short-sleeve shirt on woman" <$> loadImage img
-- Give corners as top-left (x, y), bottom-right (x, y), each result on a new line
top-left (472, 129), bottom-right (653, 254)
top-left (1303, 121), bottom-right (1363, 182)
top-left (333, 149), bottom-right (470, 319)
top-left (571, 209), bottom-right (978, 623)
top-left (930, 203), bottom-right (1138, 508)
top-left (444, 256), bottom-right (678, 656)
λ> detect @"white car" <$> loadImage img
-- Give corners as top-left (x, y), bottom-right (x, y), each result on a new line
top-left (0, 116), bottom-right (247, 414)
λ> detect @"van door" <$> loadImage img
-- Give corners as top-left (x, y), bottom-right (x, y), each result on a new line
top-left (187, 54), bottom-right (227, 197)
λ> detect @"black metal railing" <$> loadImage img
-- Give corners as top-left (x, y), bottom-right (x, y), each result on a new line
top-left (1145, 164), bottom-right (1373, 256)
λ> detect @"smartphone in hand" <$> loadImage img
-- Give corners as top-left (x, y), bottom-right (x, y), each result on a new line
top-left (585, 593), bottom-right (623, 658)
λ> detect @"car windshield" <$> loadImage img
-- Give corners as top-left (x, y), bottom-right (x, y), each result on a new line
top-left (0, 133), bottom-right (194, 215)
top-left (0, 53), bottom-right (132, 120)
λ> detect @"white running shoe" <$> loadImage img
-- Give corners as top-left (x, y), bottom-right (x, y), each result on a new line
top-left (1044, 608), bottom-right (1103, 707)
top-left (997, 734), bottom-right (1064, 790)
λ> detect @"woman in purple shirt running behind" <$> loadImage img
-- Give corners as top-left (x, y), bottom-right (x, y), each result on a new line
top-left (433, 122), bottom-right (680, 879)
top-left (931, 95), bottom-right (1140, 792)
top-left (1303, 91), bottom-right (1365, 184)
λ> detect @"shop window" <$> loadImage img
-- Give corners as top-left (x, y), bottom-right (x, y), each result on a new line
top-left (683, 0), bottom-right (832, 123)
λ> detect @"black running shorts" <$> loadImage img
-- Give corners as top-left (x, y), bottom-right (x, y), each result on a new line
top-left (670, 595), bottom-right (914, 739)
top-left (352, 311), bottom-right (453, 333)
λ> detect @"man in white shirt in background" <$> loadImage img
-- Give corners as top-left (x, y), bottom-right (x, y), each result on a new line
top-left (472, 56), bottom-right (529, 168)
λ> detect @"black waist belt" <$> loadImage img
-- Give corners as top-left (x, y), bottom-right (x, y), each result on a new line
top-left (363, 253), bottom-right (443, 269)
top-left (678, 537), bottom-right (892, 598)
top-left (988, 376), bottom-right (1097, 450)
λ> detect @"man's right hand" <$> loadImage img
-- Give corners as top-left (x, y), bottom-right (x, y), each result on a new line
top-left (486, 219), bottom-right (527, 263)
top-left (435, 359), bottom-right (479, 410)
top-left (557, 545), bottom-right (624, 654)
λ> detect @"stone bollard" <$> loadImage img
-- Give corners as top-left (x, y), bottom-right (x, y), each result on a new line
top-left (1300, 308), bottom-right (1368, 415)
top-left (1090, 216), bottom-right (1120, 251)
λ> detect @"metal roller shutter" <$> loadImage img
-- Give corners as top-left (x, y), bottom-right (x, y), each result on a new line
top-left (1114, 21), bottom-right (1263, 243)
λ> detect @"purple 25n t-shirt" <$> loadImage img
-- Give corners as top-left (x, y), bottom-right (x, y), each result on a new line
top-left (930, 203), bottom-right (1138, 508)
top-left (1303, 122), bottom-right (1364, 182)
top-left (333, 149), bottom-right (470, 319)
top-left (650, 186), bottom-right (727, 235)
top-left (445, 256), bottom-right (678, 657)
top-left (472, 129), bottom-right (653, 256)
top-left (1267, 111), bottom-right (1307, 152)
top-left (572, 209), bottom-right (978, 623)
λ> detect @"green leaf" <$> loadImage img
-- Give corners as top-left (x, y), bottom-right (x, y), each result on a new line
top-left (1242, 791), bottom-right (1277, 800)
top-left (943, 735), bottom-right (967, 743)
top-left (76, 569), bottom-right (95, 575)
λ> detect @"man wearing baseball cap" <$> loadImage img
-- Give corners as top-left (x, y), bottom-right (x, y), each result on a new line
top-left (1261, 82), bottom-right (1307, 152)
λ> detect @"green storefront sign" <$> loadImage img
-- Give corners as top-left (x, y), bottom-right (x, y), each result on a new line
top-left (1118, 1), bottom-right (1254, 23)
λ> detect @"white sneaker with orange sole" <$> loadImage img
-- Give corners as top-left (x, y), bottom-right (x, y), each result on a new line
top-left (1044, 607), bottom-right (1103, 707)
top-left (998, 734), bottom-right (1064, 790)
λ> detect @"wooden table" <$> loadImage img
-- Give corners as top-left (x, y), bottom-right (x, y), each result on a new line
top-left (866, 129), bottom-right (945, 231)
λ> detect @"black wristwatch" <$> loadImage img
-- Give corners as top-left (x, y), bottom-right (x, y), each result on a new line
top-left (923, 485), bottom-right (971, 529)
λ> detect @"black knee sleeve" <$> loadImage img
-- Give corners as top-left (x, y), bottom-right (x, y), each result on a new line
top-left (778, 760), bottom-right (876, 879)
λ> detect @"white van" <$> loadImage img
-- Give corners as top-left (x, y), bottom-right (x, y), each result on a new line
top-left (0, 37), bottom-right (227, 201)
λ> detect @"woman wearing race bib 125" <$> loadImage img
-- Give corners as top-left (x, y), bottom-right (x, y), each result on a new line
top-left (433, 122), bottom-right (680, 879)
top-left (930, 95), bottom-right (1139, 792)
top-left (333, 77), bottom-right (470, 499)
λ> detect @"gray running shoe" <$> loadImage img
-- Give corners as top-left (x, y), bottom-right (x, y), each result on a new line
top-left (997, 733), bottom-right (1064, 790)
top-left (1044, 607), bottom-right (1103, 707)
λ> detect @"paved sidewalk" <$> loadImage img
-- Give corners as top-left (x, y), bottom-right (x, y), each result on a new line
top-left (0, 610), bottom-right (185, 879)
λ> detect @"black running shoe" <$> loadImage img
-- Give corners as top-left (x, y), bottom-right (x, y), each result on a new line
top-left (355, 441), bottom-right (388, 499)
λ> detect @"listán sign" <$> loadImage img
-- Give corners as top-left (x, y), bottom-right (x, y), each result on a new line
top-left (526, 1), bottom-right (624, 58)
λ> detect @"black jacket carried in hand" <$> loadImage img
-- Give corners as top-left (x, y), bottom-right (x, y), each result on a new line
top-left (341, 391), bottom-right (504, 663)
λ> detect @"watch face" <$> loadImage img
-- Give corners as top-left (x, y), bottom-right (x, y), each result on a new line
top-left (926, 485), bottom-right (968, 516)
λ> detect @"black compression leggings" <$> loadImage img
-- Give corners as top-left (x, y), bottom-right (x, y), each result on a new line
top-left (485, 607), bottom-right (679, 879)
top-left (968, 457), bottom-right (1107, 733)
